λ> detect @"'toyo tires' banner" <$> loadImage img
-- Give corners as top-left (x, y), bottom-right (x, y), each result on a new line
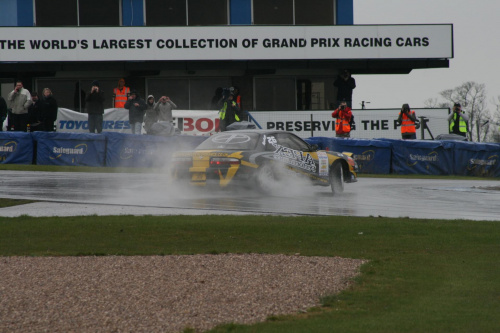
top-left (57, 108), bottom-right (219, 136)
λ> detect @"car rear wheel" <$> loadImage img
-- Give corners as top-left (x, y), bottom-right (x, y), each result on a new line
top-left (330, 162), bottom-right (344, 194)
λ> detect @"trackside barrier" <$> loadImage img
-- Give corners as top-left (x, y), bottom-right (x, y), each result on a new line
top-left (0, 132), bottom-right (33, 164)
top-left (306, 137), bottom-right (392, 174)
top-left (452, 141), bottom-right (500, 177)
top-left (1, 132), bottom-right (499, 176)
top-left (388, 139), bottom-right (455, 175)
top-left (104, 132), bottom-right (206, 168)
top-left (33, 132), bottom-right (107, 167)
top-left (305, 137), bottom-right (499, 176)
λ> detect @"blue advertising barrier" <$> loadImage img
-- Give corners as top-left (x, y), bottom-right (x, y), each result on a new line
top-left (452, 141), bottom-right (500, 177)
top-left (0, 132), bottom-right (34, 164)
top-left (306, 137), bottom-right (392, 174)
top-left (32, 132), bottom-right (106, 167)
top-left (388, 139), bottom-right (455, 175)
top-left (104, 132), bottom-right (207, 168)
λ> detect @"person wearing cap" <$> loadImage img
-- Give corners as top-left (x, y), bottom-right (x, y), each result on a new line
top-left (396, 103), bottom-right (417, 139)
top-left (124, 90), bottom-right (147, 134)
top-left (447, 103), bottom-right (469, 137)
top-left (331, 100), bottom-right (353, 138)
top-left (85, 80), bottom-right (105, 133)
top-left (27, 92), bottom-right (42, 131)
top-left (333, 69), bottom-right (356, 108)
top-left (113, 78), bottom-right (130, 108)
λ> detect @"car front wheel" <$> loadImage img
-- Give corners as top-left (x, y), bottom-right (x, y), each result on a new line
top-left (330, 162), bottom-right (344, 194)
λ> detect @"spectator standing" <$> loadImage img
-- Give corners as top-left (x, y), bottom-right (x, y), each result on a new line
top-left (333, 70), bottom-right (356, 108)
top-left (0, 96), bottom-right (7, 131)
top-left (143, 95), bottom-right (157, 134)
top-left (39, 88), bottom-right (58, 132)
top-left (232, 86), bottom-right (242, 110)
top-left (448, 103), bottom-right (469, 137)
top-left (154, 95), bottom-right (177, 123)
top-left (124, 90), bottom-right (147, 134)
top-left (331, 100), bottom-right (352, 138)
top-left (85, 80), bottom-right (105, 133)
top-left (7, 80), bottom-right (32, 131)
top-left (210, 87), bottom-right (223, 110)
top-left (27, 92), bottom-right (42, 131)
top-left (396, 103), bottom-right (417, 140)
top-left (113, 78), bottom-right (130, 108)
top-left (219, 93), bottom-right (242, 132)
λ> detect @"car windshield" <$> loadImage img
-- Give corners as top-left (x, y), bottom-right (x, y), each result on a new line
top-left (196, 132), bottom-right (261, 150)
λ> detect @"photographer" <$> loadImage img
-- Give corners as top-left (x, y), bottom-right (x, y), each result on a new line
top-left (85, 80), bottom-right (105, 133)
top-left (331, 100), bottom-right (352, 138)
top-left (447, 102), bottom-right (469, 137)
top-left (154, 95), bottom-right (177, 123)
top-left (7, 80), bottom-right (32, 131)
top-left (219, 92), bottom-right (242, 132)
top-left (396, 103), bottom-right (417, 140)
top-left (333, 69), bottom-right (356, 108)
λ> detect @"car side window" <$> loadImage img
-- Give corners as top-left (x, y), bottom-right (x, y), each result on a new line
top-left (276, 133), bottom-right (310, 151)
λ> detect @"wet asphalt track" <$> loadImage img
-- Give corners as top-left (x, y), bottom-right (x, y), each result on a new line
top-left (0, 170), bottom-right (499, 221)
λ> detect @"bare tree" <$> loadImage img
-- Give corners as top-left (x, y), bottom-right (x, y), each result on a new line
top-left (490, 96), bottom-right (500, 142)
top-left (439, 81), bottom-right (491, 142)
top-left (424, 98), bottom-right (448, 109)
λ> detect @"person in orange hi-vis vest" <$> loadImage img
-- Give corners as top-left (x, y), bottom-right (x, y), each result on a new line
top-left (112, 78), bottom-right (130, 108)
top-left (397, 103), bottom-right (417, 139)
top-left (331, 100), bottom-right (352, 138)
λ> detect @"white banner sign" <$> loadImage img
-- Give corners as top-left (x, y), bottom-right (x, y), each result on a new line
top-left (0, 25), bottom-right (453, 61)
top-left (56, 108), bottom-right (219, 136)
top-left (251, 109), bottom-right (450, 140)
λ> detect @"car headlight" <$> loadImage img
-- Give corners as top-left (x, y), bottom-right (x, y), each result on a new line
top-left (210, 157), bottom-right (241, 166)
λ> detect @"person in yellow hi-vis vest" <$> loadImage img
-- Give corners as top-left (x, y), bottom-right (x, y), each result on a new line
top-left (218, 93), bottom-right (243, 132)
top-left (447, 102), bottom-right (469, 137)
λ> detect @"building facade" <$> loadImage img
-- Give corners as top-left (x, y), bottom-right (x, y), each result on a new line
top-left (0, 0), bottom-right (452, 113)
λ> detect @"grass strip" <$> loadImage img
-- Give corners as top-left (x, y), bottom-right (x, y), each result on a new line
top-left (0, 215), bottom-right (498, 332)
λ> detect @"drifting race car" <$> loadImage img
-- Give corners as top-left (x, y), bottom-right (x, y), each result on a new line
top-left (171, 130), bottom-right (358, 194)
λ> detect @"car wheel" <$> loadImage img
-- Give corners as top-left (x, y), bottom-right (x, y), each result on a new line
top-left (330, 162), bottom-right (344, 194)
top-left (255, 163), bottom-right (277, 194)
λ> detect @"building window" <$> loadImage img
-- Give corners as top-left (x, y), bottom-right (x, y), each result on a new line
top-left (146, 0), bottom-right (187, 26)
top-left (79, 0), bottom-right (120, 26)
top-left (295, 0), bottom-right (334, 25)
top-left (35, 0), bottom-right (78, 26)
top-left (35, 0), bottom-right (119, 26)
top-left (188, 0), bottom-right (228, 26)
top-left (147, 79), bottom-right (190, 110)
top-left (189, 78), bottom-right (232, 110)
top-left (253, 0), bottom-right (293, 25)
top-left (255, 78), bottom-right (296, 111)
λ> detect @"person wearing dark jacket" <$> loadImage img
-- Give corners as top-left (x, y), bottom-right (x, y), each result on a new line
top-left (333, 69), bottom-right (356, 108)
top-left (124, 90), bottom-right (147, 134)
top-left (0, 96), bottom-right (7, 131)
top-left (27, 92), bottom-right (42, 131)
top-left (85, 80), bottom-right (105, 133)
top-left (39, 88), bottom-right (58, 132)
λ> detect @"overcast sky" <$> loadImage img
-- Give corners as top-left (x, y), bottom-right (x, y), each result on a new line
top-left (353, 0), bottom-right (500, 111)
